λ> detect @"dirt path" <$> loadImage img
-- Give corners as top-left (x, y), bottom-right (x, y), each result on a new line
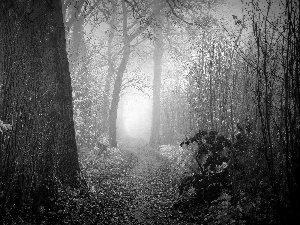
top-left (128, 148), bottom-right (171, 223)
top-left (118, 145), bottom-right (192, 225)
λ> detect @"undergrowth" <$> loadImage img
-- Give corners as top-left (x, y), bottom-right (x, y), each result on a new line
top-left (2, 141), bottom-right (287, 224)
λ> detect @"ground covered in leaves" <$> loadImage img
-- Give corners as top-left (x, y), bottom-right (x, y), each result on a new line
top-left (54, 139), bottom-right (272, 225)
top-left (63, 139), bottom-right (207, 225)
top-left (4, 138), bottom-right (284, 224)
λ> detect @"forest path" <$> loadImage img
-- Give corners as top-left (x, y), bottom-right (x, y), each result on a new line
top-left (128, 147), bottom-right (172, 223)
top-left (118, 142), bottom-right (193, 224)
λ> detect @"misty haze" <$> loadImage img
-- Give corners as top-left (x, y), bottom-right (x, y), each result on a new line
top-left (0, 0), bottom-right (298, 224)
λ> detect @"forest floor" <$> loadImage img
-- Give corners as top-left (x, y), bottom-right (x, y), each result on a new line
top-left (77, 138), bottom-right (280, 225)
top-left (79, 138), bottom-right (204, 224)
top-left (114, 140), bottom-right (199, 224)
top-left (124, 146), bottom-right (176, 224)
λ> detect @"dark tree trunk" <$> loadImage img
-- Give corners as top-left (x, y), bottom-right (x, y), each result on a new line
top-left (108, 43), bottom-right (130, 147)
top-left (102, 9), bottom-right (116, 134)
top-left (0, 0), bottom-right (80, 219)
top-left (149, 16), bottom-right (164, 147)
top-left (108, 0), bottom-right (131, 147)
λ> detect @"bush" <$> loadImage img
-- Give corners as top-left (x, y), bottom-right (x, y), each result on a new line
top-left (172, 128), bottom-right (285, 224)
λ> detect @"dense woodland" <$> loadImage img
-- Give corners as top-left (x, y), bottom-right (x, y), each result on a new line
top-left (0, 0), bottom-right (299, 224)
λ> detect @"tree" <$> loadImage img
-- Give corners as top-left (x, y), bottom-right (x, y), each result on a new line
top-left (102, 0), bottom-right (118, 134)
top-left (108, 0), bottom-right (132, 147)
top-left (0, 0), bottom-right (80, 220)
top-left (107, 0), bottom-right (196, 147)
top-left (249, 0), bottom-right (300, 219)
top-left (64, 0), bottom-right (105, 148)
top-left (149, 14), bottom-right (164, 147)
top-left (108, 0), bottom-right (163, 147)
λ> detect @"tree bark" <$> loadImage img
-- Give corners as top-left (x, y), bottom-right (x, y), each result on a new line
top-left (102, 0), bottom-right (117, 134)
top-left (149, 15), bottom-right (164, 147)
top-left (108, 0), bottom-right (131, 147)
top-left (67, 16), bottom-right (85, 74)
top-left (0, 0), bottom-right (80, 218)
top-left (68, 14), bottom-right (95, 148)
top-left (108, 42), bottom-right (130, 147)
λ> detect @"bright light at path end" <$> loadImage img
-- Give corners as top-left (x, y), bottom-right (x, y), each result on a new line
top-left (123, 96), bottom-right (151, 139)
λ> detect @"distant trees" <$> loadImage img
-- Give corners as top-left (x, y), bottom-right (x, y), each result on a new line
top-left (106, 0), bottom-right (190, 147)
top-left (159, 15), bottom-right (233, 144)
top-left (107, 0), bottom-right (161, 147)
top-left (64, 0), bottom-right (104, 149)
top-left (0, 0), bottom-right (80, 221)
top-left (149, 14), bottom-right (164, 147)
top-left (63, 0), bottom-right (212, 148)
top-left (148, 0), bottom-right (214, 147)
top-left (67, 0), bottom-right (167, 147)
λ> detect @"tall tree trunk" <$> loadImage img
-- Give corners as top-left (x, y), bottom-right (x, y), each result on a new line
top-left (68, 15), bottom-right (95, 148)
top-left (208, 43), bottom-right (215, 131)
top-left (108, 43), bottom-right (130, 147)
top-left (68, 16), bottom-right (85, 74)
top-left (102, 0), bottom-right (117, 134)
top-left (209, 64), bottom-right (214, 130)
top-left (149, 16), bottom-right (164, 147)
top-left (108, 0), bottom-right (130, 147)
top-left (0, 0), bottom-right (80, 219)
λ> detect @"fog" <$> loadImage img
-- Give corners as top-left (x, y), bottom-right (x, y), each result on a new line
top-left (117, 92), bottom-right (152, 142)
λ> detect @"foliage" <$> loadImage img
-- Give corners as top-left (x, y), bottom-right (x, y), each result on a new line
top-left (0, 144), bottom-right (138, 224)
top-left (174, 130), bottom-right (231, 208)
top-left (170, 127), bottom-right (285, 224)
top-left (1, 1), bottom-right (80, 223)
top-left (0, 120), bottom-right (12, 133)
top-left (62, 146), bottom-right (138, 224)
top-left (1, 0), bottom-right (298, 224)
